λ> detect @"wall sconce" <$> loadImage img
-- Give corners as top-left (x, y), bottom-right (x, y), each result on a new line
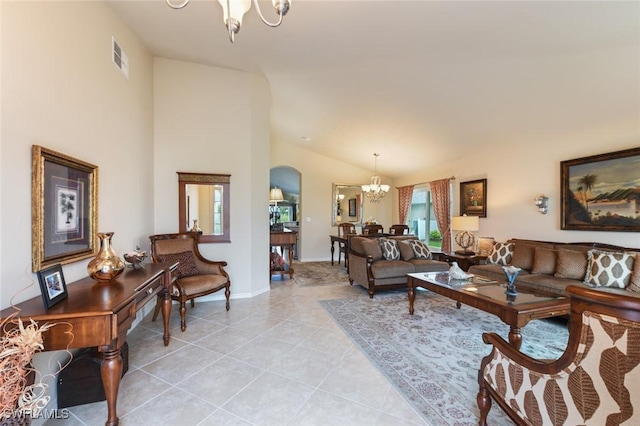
top-left (534, 195), bottom-right (549, 214)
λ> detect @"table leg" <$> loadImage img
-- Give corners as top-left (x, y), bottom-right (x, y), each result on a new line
top-left (330, 240), bottom-right (336, 265)
top-left (287, 245), bottom-right (294, 278)
top-left (161, 290), bottom-right (171, 346)
top-left (408, 279), bottom-right (415, 315)
top-left (101, 348), bottom-right (122, 426)
top-left (456, 301), bottom-right (462, 309)
top-left (508, 326), bottom-right (522, 350)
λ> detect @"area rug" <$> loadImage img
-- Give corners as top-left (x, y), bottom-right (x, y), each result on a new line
top-left (320, 291), bottom-right (569, 425)
top-left (293, 261), bottom-right (349, 287)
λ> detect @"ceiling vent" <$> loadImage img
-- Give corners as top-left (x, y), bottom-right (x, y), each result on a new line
top-left (112, 36), bottom-right (129, 79)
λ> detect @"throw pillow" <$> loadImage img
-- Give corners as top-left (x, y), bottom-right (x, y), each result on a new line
top-left (157, 250), bottom-right (199, 278)
top-left (379, 238), bottom-right (400, 260)
top-left (360, 238), bottom-right (383, 261)
top-left (398, 241), bottom-right (415, 261)
top-left (510, 244), bottom-right (536, 271)
top-left (554, 249), bottom-right (588, 280)
top-left (628, 253), bottom-right (640, 292)
top-left (584, 249), bottom-right (635, 289)
top-left (408, 240), bottom-right (432, 259)
top-left (530, 247), bottom-right (557, 275)
top-left (487, 242), bottom-right (514, 266)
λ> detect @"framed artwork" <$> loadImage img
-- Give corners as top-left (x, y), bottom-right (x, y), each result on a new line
top-left (348, 198), bottom-right (357, 217)
top-left (561, 147), bottom-right (640, 232)
top-left (32, 145), bottom-right (98, 271)
top-left (36, 264), bottom-right (68, 309)
top-left (460, 179), bottom-right (487, 217)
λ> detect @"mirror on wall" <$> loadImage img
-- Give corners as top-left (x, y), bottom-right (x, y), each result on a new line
top-left (333, 183), bottom-right (363, 226)
top-left (178, 172), bottom-right (230, 243)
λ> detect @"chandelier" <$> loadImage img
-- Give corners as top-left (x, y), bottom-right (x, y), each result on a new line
top-left (361, 153), bottom-right (390, 203)
top-left (165, 0), bottom-right (291, 43)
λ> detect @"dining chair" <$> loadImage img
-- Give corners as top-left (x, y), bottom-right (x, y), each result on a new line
top-left (338, 223), bottom-right (357, 266)
top-left (389, 224), bottom-right (409, 235)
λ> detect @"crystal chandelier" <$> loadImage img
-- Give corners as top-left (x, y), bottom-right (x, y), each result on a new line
top-left (361, 153), bottom-right (390, 203)
top-left (165, 0), bottom-right (291, 43)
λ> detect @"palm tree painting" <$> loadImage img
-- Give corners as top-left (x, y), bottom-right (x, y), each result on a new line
top-left (56, 188), bottom-right (78, 232)
top-left (561, 148), bottom-right (640, 231)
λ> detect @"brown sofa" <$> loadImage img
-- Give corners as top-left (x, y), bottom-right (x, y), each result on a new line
top-left (348, 235), bottom-right (449, 298)
top-left (468, 238), bottom-right (640, 297)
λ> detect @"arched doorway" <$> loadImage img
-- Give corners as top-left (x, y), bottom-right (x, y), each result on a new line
top-left (270, 166), bottom-right (301, 260)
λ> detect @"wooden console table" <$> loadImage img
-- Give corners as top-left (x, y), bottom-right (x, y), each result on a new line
top-left (0, 262), bottom-right (177, 426)
top-left (270, 230), bottom-right (297, 278)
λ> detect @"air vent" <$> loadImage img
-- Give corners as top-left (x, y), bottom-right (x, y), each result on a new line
top-left (112, 36), bottom-right (129, 79)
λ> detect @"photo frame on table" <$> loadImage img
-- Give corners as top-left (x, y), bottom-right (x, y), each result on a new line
top-left (348, 198), bottom-right (357, 217)
top-left (32, 145), bottom-right (98, 272)
top-left (460, 179), bottom-right (487, 217)
top-left (561, 147), bottom-right (640, 232)
top-left (36, 264), bottom-right (68, 309)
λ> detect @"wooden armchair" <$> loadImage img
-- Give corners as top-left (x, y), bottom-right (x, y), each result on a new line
top-left (388, 224), bottom-right (409, 235)
top-left (149, 232), bottom-right (230, 332)
top-left (338, 223), bottom-right (357, 266)
top-left (477, 285), bottom-right (640, 425)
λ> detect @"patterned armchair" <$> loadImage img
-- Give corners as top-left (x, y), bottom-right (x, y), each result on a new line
top-left (478, 285), bottom-right (640, 425)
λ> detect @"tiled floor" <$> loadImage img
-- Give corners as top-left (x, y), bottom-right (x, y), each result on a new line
top-left (50, 275), bottom-right (430, 426)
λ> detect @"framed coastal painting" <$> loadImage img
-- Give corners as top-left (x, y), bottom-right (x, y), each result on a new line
top-left (32, 145), bottom-right (98, 271)
top-left (561, 147), bottom-right (640, 232)
top-left (460, 179), bottom-right (487, 217)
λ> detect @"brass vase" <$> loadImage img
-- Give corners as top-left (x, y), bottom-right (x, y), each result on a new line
top-left (87, 232), bottom-right (125, 282)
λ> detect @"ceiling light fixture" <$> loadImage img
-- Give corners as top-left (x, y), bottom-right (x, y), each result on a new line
top-left (362, 153), bottom-right (390, 203)
top-left (165, 0), bottom-right (291, 43)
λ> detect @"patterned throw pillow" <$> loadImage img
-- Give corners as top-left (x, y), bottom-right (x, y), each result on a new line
top-left (378, 238), bottom-right (400, 260)
top-left (408, 240), bottom-right (432, 259)
top-left (487, 242), bottom-right (514, 266)
top-left (157, 251), bottom-right (199, 278)
top-left (584, 250), bottom-right (635, 289)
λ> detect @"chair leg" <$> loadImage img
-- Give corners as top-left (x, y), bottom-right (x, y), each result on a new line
top-left (225, 284), bottom-right (231, 311)
top-left (151, 294), bottom-right (162, 322)
top-left (477, 383), bottom-right (491, 426)
top-left (190, 299), bottom-right (195, 308)
top-left (180, 301), bottom-right (187, 332)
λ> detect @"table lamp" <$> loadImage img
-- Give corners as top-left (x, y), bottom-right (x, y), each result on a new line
top-left (451, 215), bottom-right (480, 255)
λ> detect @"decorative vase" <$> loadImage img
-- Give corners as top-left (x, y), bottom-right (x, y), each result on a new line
top-left (502, 265), bottom-right (521, 296)
top-left (190, 219), bottom-right (201, 233)
top-left (87, 232), bottom-right (125, 282)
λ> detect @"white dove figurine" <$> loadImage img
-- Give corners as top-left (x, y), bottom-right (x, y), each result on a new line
top-left (449, 262), bottom-right (473, 280)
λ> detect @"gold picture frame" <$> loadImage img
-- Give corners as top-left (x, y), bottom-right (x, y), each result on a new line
top-left (32, 145), bottom-right (98, 271)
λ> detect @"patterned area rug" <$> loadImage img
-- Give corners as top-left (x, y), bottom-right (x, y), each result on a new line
top-left (320, 291), bottom-right (570, 425)
top-left (293, 261), bottom-right (350, 286)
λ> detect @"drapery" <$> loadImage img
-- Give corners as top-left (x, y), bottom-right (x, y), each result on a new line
top-left (397, 185), bottom-right (414, 225)
top-left (430, 178), bottom-right (452, 252)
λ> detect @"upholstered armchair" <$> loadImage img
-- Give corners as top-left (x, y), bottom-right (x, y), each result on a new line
top-left (477, 285), bottom-right (640, 425)
top-left (149, 232), bottom-right (230, 332)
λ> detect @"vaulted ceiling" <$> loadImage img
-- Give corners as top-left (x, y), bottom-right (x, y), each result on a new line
top-left (106, 0), bottom-right (640, 179)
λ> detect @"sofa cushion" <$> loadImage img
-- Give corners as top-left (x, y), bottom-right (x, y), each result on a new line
top-left (554, 249), bottom-right (588, 280)
top-left (516, 273), bottom-right (584, 297)
top-left (361, 238), bottom-right (383, 261)
top-left (510, 244), bottom-right (536, 271)
top-left (628, 254), bottom-right (640, 293)
top-left (408, 240), bottom-right (432, 259)
top-left (157, 250), bottom-right (199, 278)
top-left (379, 238), bottom-right (400, 260)
top-left (370, 260), bottom-right (414, 279)
top-left (584, 249), bottom-right (635, 289)
top-left (531, 247), bottom-right (557, 275)
top-left (398, 241), bottom-right (415, 261)
top-left (487, 242), bottom-right (514, 266)
top-left (410, 259), bottom-right (450, 273)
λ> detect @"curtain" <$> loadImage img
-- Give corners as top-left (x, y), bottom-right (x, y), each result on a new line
top-left (430, 178), bottom-right (452, 252)
top-left (397, 185), bottom-right (414, 225)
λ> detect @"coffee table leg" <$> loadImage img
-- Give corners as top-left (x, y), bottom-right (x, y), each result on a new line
top-left (408, 281), bottom-right (415, 315)
top-left (508, 326), bottom-right (522, 350)
top-left (456, 301), bottom-right (461, 309)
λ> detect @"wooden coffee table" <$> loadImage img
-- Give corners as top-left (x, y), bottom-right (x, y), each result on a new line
top-left (407, 272), bottom-right (569, 350)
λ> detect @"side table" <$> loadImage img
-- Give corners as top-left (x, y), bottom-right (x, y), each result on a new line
top-left (432, 251), bottom-right (487, 272)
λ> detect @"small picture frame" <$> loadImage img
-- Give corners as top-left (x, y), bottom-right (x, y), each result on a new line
top-left (37, 264), bottom-right (68, 309)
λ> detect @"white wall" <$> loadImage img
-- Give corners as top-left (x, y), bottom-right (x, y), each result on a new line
top-left (1, 1), bottom-right (154, 306)
top-left (271, 141), bottom-right (393, 261)
top-left (153, 58), bottom-right (271, 298)
top-left (395, 126), bottom-right (640, 249)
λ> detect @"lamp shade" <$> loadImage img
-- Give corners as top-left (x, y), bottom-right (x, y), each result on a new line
top-left (451, 215), bottom-right (479, 231)
top-left (269, 187), bottom-right (284, 202)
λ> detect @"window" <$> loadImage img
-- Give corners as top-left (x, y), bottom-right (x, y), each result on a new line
top-left (409, 186), bottom-right (441, 249)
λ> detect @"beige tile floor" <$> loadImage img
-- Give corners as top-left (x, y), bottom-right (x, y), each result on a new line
top-left (48, 275), bottom-right (430, 426)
